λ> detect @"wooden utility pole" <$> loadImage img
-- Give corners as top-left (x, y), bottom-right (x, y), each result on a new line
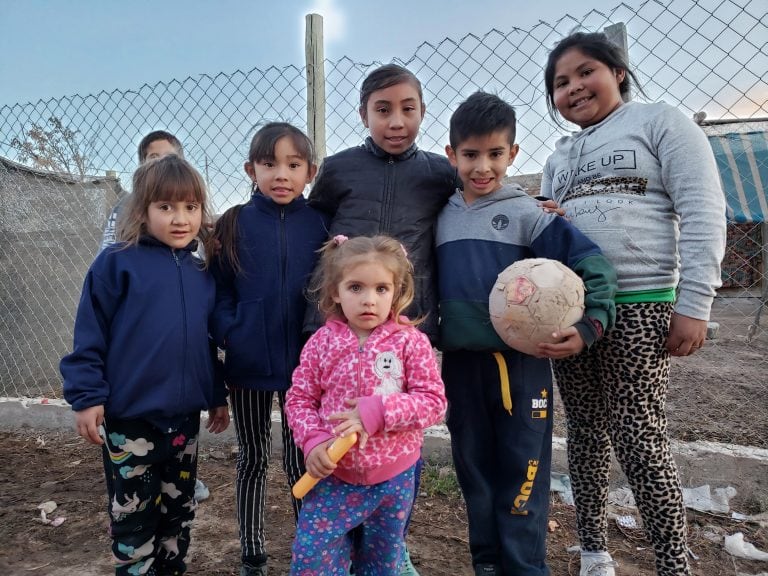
top-left (305, 13), bottom-right (326, 162)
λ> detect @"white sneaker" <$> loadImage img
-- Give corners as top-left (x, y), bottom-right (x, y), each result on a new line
top-left (580, 551), bottom-right (617, 576)
top-left (194, 478), bottom-right (210, 502)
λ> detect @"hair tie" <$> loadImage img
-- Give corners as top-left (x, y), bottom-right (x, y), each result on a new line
top-left (333, 234), bottom-right (348, 246)
top-left (399, 243), bottom-right (408, 259)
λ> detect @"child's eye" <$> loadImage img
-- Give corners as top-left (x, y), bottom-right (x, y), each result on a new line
top-left (290, 162), bottom-right (302, 169)
top-left (262, 161), bottom-right (274, 168)
top-left (349, 284), bottom-right (361, 293)
top-left (157, 204), bottom-right (171, 211)
top-left (462, 152), bottom-right (476, 159)
top-left (581, 68), bottom-right (593, 77)
top-left (376, 107), bottom-right (389, 114)
top-left (186, 203), bottom-right (199, 211)
top-left (376, 286), bottom-right (389, 294)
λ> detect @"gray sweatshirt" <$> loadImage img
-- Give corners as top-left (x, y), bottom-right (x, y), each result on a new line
top-left (541, 101), bottom-right (726, 320)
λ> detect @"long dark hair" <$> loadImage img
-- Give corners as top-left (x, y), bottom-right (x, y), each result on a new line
top-left (544, 31), bottom-right (644, 124)
top-left (213, 122), bottom-right (315, 274)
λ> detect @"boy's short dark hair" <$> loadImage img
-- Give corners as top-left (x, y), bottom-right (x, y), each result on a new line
top-left (137, 130), bottom-right (183, 163)
top-left (449, 92), bottom-right (516, 149)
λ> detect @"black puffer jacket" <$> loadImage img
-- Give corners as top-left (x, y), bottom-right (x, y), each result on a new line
top-left (306, 137), bottom-right (457, 342)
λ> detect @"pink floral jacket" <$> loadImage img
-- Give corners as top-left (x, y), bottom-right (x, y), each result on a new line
top-left (286, 317), bottom-right (446, 485)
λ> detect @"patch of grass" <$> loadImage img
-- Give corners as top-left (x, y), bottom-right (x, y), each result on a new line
top-left (419, 460), bottom-right (462, 498)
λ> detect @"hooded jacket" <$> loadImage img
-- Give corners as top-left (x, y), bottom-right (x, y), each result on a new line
top-left (60, 237), bottom-right (225, 431)
top-left (286, 317), bottom-right (447, 486)
top-left (306, 137), bottom-right (457, 341)
top-left (436, 183), bottom-right (617, 351)
top-left (210, 192), bottom-right (329, 391)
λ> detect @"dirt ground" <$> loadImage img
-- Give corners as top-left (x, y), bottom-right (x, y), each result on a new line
top-left (2, 294), bottom-right (766, 575)
top-left (1, 429), bottom-right (767, 576)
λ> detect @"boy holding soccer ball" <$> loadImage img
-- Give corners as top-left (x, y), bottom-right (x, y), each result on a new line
top-left (435, 91), bottom-right (618, 576)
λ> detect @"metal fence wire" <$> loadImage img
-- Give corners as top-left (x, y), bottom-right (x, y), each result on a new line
top-left (0, 0), bottom-right (766, 446)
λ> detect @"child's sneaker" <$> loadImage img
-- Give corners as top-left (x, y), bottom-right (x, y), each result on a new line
top-left (240, 562), bottom-right (267, 576)
top-left (580, 551), bottom-right (617, 576)
top-left (474, 563), bottom-right (498, 575)
top-left (398, 548), bottom-right (420, 576)
top-left (194, 478), bottom-right (210, 502)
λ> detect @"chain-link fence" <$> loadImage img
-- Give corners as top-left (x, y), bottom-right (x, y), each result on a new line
top-left (1, 0), bottom-right (766, 445)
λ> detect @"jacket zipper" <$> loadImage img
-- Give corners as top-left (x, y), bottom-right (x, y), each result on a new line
top-left (280, 208), bottom-right (289, 380)
top-left (355, 341), bottom-right (364, 484)
top-left (381, 157), bottom-right (395, 232)
top-left (172, 249), bottom-right (187, 416)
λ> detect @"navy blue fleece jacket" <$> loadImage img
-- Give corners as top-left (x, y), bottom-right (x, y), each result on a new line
top-left (60, 236), bottom-right (226, 430)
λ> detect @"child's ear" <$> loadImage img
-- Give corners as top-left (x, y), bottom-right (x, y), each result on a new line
top-left (508, 144), bottom-right (520, 166)
top-left (243, 161), bottom-right (256, 182)
top-left (307, 163), bottom-right (318, 184)
top-left (359, 106), bottom-right (369, 128)
top-left (420, 102), bottom-right (426, 119)
top-left (445, 145), bottom-right (458, 167)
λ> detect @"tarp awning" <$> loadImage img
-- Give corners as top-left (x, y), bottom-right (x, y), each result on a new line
top-left (707, 131), bottom-right (768, 223)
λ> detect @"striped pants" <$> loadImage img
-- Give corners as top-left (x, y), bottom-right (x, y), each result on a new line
top-left (230, 388), bottom-right (305, 564)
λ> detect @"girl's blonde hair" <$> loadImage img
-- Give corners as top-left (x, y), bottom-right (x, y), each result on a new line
top-left (311, 235), bottom-right (420, 325)
top-left (116, 155), bottom-right (214, 263)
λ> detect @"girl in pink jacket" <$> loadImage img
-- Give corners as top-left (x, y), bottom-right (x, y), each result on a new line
top-left (285, 235), bottom-right (447, 575)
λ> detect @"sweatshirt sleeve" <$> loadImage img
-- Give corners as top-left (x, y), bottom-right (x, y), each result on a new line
top-left (653, 105), bottom-right (727, 320)
top-left (284, 331), bottom-right (334, 457)
top-left (531, 216), bottom-right (618, 347)
top-left (359, 329), bottom-right (447, 434)
top-left (60, 263), bottom-right (121, 411)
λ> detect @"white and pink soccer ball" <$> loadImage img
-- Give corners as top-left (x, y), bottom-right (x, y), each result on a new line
top-left (489, 258), bottom-right (585, 356)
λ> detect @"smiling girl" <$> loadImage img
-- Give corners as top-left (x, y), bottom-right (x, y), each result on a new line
top-left (210, 122), bottom-right (329, 576)
top-left (541, 31), bottom-right (726, 576)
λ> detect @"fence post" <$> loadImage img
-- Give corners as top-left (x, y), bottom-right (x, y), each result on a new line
top-left (604, 22), bottom-right (630, 102)
top-left (305, 13), bottom-right (326, 162)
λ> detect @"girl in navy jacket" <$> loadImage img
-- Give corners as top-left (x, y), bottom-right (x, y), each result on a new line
top-left (210, 123), bottom-right (329, 576)
top-left (61, 155), bottom-right (230, 576)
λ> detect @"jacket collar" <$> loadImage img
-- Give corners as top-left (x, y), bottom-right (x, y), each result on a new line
top-left (363, 136), bottom-right (418, 161)
top-left (325, 316), bottom-right (409, 341)
top-left (138, 234), bottom-right (198, 253)
top-left (250, 190), bottom-right (307, 214)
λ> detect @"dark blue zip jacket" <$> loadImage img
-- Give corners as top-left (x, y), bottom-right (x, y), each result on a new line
top-left (60, 236), bottom-right (226, 431)
top-left (210, 192), bottom-right (329, 391)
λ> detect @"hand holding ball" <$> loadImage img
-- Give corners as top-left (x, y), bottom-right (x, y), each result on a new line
top-left (489, 258), bottom-right (584, 356)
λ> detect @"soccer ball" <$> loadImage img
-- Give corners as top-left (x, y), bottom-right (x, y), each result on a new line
top-left (489, 258), bottom-right (585, 355)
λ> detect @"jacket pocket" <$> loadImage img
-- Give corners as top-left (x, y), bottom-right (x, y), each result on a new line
top-left (223, 299), bottom-right (272, 377)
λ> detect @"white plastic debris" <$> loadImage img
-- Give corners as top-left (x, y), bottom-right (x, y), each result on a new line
top-left (682, 485), bottom-right (736, 514)
top-left (37, 500), bottom-right (65, 526)
top-left (616, 514), bottom-right (639, 529)
top-left (724, 532), bottom-right (768, 561)
top-left (550, 472), bottom-right (574, 505)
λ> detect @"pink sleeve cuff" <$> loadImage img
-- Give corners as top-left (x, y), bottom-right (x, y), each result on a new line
top-left (357, 395), bottom-right (385, 435)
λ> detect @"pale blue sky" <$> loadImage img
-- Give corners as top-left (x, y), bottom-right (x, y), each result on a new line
top-left (1, 0), bottom-right (631, 107)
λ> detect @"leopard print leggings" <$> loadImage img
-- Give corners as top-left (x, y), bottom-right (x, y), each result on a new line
top-left (553, 302), bottom-right (690, 576)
